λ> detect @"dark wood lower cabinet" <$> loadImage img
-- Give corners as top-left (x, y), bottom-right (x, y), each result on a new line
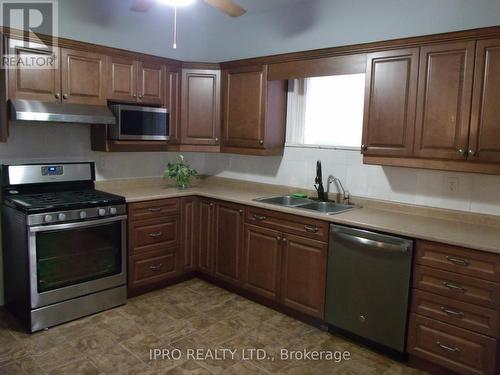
top-left (242, 224), bottom-right (282, 301)
top-left (181, 196), bottom-right (199, 272)
top-left (198, 199), bottom-right (215, 275)
top-left (280, 234), bottom-right (327, 318)
top-left (213, 202), bottom-right (245, 285)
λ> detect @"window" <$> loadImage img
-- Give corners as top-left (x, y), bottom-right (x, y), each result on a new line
top-left (286, 73), bottom-right (366, 149)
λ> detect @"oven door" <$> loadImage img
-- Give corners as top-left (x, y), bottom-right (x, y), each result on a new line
top-left (28, 215), bottom-right (127, 309)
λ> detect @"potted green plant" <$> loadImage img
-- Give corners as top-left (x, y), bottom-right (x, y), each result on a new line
top-left (163, 154), bottom-right (198, 189)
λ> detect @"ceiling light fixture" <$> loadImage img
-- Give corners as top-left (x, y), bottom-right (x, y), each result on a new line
top-left (158, 0), bottom-right (196, 7)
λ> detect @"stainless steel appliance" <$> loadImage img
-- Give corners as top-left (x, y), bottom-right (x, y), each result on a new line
top-left (325, 224), bottom-right (413, 356)
top-left (2, 162), bottom-right (127, 332)
top-left (10, 99), bottom-right (116, 125)
top-left (109, 104), bottom-right (169, 141)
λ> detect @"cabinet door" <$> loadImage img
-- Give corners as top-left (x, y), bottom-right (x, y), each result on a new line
top-left (414, 42), bottom-right (475, 160)
top-left (222, 65), bottom-right (266, 148)
top-left (362, 48), bottom-right (419, 156)
top-left (181, 196), bottom-right (199, 272)
top-left (7, 39), bottom-right (60, 102)
top-left (181, 69), bottom-right (221, 145)
top-left (60, 48), bottom-right (106, 105)
top-left (469, 38), bottom-right (500, 163)
top-left (107, 55), bottom-right (137, 102)
top-left (165, 66), bottom-right (181, 144)
top-left (281, 234), bottom-right (327, 318)
top-left (242, 224), bottom-right (282, 301)
top-left (198, 200), bottom-right (215, 274)
top-left (214, 202), bottom-right (244, 285)
top-left (138, 60), bottom-right (164, 105)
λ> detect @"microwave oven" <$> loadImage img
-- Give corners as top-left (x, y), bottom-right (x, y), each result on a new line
top-left (108, 104), bottom-right (169, 141)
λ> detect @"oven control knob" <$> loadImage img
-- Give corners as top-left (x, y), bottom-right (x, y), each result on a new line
top-left (109, 207), bottom-right (117, 215)
top-left (98, 208), bottom-right (107, 216)
top-left (44, 214), bottom-right (53, 223)
top-left (58, 213), bottom-right (66, 221)
top-left (79, 211), bottom-right (87, 219)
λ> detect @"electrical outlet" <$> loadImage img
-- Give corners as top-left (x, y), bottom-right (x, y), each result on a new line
top-left (446, 177), bottom-right (459, 194)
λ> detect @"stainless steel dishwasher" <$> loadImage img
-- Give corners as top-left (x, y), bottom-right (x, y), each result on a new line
top-left (325, 224), bottom-right (413, 355)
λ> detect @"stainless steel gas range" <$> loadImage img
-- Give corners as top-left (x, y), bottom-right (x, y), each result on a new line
top-left (1, 162), bottom-right (127, 332)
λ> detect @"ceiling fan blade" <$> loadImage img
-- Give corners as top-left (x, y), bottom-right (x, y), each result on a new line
top-left (130, 0), bottom-right (156, 12)
top-left (204, 0), bottom-right (246, 17)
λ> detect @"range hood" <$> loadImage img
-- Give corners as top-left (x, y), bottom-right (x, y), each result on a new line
top-left (10, 99), bottom-right (116, 125)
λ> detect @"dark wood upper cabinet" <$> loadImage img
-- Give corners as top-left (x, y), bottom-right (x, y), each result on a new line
top-left (414, 42), bottom-right (475, 160)
top-left (242, 224), bottom-right (282, 301)
top-left (107, 55), bottom-right (137, 103)
top-left (60, 48), bottom-right (107, 105)
top-left (180, 196), bottom-right (199, 273)
top-left (107, 55), bottom-right (165, 106)
top-left (362, 48), bottom-right (420, 157)
top-left (165, 66), bottom-right (181, 144)
top-left (213, 202), bottom-right (244, 286)
top-left (138, 60), bottom-right (164, 105)
top-left (7, 39), bottom-right (61, 103)
top-left (469, 38), bottom-right (500, 163)
top-left (280, 234), bottom-right (327, 319)
top-left (181, 68), bottom-right (221, 146)
top-left (221, 65), bottom-right (287, 155)
top-left (198, 199), bottom-right (215, 274)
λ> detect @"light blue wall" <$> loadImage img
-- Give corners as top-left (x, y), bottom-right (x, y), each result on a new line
top-left (55, 0), bottom-right (500, 62)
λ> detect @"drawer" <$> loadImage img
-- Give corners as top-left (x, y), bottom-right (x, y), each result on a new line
top-left (413, 265), bottom-right (500, 310)
top-left (416, 241), bottom-right (500, 282)
top-left (128, 199), bottom-right (179, 222)
top-left (131, 217), bottom-right (179, 250)
top-left (246, 207), bottom-right (328, 242)
top-left (129, 251), bottom-right (177, 288)
top-left (408, 313), bottom-right (497, 375)
top-left (411, 289), bottom-right (500, 338)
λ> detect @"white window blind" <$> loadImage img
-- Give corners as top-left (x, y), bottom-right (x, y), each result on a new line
top-left (286, 73), bottom-right (366, 149)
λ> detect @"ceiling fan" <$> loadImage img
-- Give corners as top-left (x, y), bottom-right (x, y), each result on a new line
top-left (130, 0), bottom-right (247, 17)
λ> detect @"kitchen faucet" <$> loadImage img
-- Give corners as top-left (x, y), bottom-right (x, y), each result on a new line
top-left (327, 175), bottom-right (350, 205)
top-left (314, 160), bottom-right (328, 201)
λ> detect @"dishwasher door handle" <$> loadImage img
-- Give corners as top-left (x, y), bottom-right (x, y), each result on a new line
top-left (334, 232), bottom-right (409, 253)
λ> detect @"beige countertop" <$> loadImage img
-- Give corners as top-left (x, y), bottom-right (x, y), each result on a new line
top-left (96, 177), bottom-right (500, 255)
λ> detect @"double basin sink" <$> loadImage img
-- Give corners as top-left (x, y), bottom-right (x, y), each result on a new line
top-left (253, 195), bottom-right (357, 215)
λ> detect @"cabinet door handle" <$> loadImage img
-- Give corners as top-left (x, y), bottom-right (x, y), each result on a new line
top-left (149, 232), bottom-right (163, 238)
top-left (138, 95), bottom-right (143, 99)
top-left (133, 93), bottom-right (137, 98)
top-left (361, 144), bottom-right (368, 153)
top-left (276, 236), bottom-right (281, 241)
top-left (282, 237), bottom-right (287, 243)
top-left (259, 140), bottom-right (264, 145)
top-left (304, 225), bottom-right (319, 233)
top-left (149, 264), bottom-right (163, 271)
top-left (148, 207), bottom-right (162, 212)
top-left (55, 93), bottom-right (61, 99)
top-left (440, 306), bottom-right (465, 318)
top-left (209, 202), bottom-right (215, 207)
top-left (443, 281), bottom-right (467, 293)
top-left (469, 149), bottom-right (477, 157)
top-left (239, 209), bottom-right (244, 214)
top-left (253, 214), bottom-right (267, 221)
top-left (436, 341), bottom-right (460, 353)
top-left (62, 93), bottom-right (69, 99)
top-left (446, 256), bottom-right (470, 267)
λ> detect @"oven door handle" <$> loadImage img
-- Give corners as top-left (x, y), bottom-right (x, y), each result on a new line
top-left (29, 215), bottom-right (128, 233)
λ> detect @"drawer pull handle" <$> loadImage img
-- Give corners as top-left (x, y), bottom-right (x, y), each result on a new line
top-left (304, 225), bottom-right (319, 233)
top-left (253, 214), bottom-right (267, 221)
top-left (149, 264), bottom-right (163, 271)
top-left (440, 306), bottom-right (465, 318)
top-left (446, 256), bottom-right (470, 267)
top-left (436, 342), bottom-right (460, 353)
top-left (149, 232), bottom-right (163, 238)
top-left (443, 281), bottom-right (467, 293)
top-left (148, 208), bottom-right (162, 212)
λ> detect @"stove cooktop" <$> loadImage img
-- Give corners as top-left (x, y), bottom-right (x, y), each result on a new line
top-left (4, 189), bottom-right (126, 213)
